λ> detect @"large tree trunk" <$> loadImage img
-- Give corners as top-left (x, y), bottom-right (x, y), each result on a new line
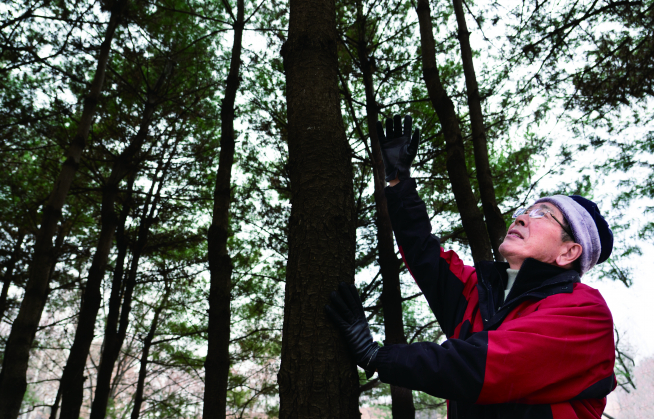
top-left (58, 63), bottom-right (170, 419)
top-left (452, 0), bottom-right (506, 260)
top-left (0, 229), bottom-right (25, 322)
top-left (354, 3), bottom-right (415, 418)
top-left (277, 0), bottom-right (359, 417)
top-left (202, 1), bottom-right (244, 418)
top-left (415, 0), bottom-right (493, 263)
top-left (130, 279), bottom-right (171, 419)
top-left (0, 1), bottom-right (128, 416)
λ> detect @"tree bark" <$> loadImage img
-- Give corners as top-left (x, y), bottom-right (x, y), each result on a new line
top-left (452, 0), bottom-right (506, 260)
top-left (354, 3), bottom-right (415, 418)
top-left (415, 0), bottom-right (493, 263)
top-left (277, 0), bottom-right (359, 416)
top-left (58, 62), bottom-right (170, 419)
top-left (202, 1), bottom-right (244, 418)
top-left (0, 1), bottom-right (128, 416)
top-left (0, 230), bottom-right (25, 323)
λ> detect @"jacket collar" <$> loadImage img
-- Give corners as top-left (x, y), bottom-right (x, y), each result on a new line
top-left (506, 258), bottom-right (579, 301)
top-left (476, 258), bottom-right (581, 330)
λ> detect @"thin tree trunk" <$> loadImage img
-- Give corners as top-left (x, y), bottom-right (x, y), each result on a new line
top-left (85, 176), bottom-right (133, 419)
top-left (0, 230), bottom-right (25, 322)
top-left (89, 144), bottom-right (173, 419)
top-left (130, 279), bottom-right (171, 419)
top-left (354, 3), bottom-right (415, 417)
top-left (58, 63), bottom-right (170, 419)
top-left (278, 0), bottom-right (359, 416)
top-left (452, 0), bottom-right (506, 260)
top-left (0, 1), bottom-right (128, 416)
top-left (202, 1), bottom-right (244, 418)
top-left (415, 0), bottom-right (493, 263)
top-left (38, 222), bottom-right (74, 419)
top-left (48, 384), bottom-right (62, 419)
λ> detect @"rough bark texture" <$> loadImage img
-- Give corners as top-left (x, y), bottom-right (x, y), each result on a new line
top-left (203, 1), bottom-right (244, 417)
top-left (415, 0), bottom-right (493, 263)
top-left (0, 1), bottom-right (127, 417)
top-left (59, 63), bottom-right (169, 419)
top-left (0, 230), bottom-right (25, 322)
top-left (130, 280), bottom-right (170, 419)
top-left (277, 0), bottom-right (359, 416)
top-left (452, 0), bottom-right (506, 260)
top-left (355, 4), bottom-right (415, 417)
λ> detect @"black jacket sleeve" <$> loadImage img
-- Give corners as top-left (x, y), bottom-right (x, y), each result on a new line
top-left (384, 179), bottom-right (476, 337)
top-left (374, 332), bottom-right (488, 402)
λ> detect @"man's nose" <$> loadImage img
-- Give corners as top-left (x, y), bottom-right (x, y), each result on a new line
top-left (514, 214), bottom-right (529, 226)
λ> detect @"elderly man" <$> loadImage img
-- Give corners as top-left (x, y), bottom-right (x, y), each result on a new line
top-left (326, 116), bottom-right (616, 419)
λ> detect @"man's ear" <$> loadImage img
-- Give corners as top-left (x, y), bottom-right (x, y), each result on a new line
top-left (556, 242), bottom-right (583, 268)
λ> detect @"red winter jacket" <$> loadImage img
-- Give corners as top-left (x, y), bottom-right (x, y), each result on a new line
top-left (374, 179), bottom-right (616, 419)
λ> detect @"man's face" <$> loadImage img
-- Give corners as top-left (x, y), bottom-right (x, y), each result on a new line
top-left (499, 203), bottom-right (572, 269)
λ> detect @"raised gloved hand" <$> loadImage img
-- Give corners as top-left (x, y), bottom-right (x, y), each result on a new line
top-left (376, 115), bottom-right (421, 182)
top-left (325, 282), bottom-right (379, 378)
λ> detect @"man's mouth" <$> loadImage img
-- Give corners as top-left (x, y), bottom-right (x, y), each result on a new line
top-left (507, 229), bottom-right (524, 239)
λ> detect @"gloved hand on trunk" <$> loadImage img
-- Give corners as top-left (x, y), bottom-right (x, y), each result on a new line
top-left (325, 282), bottom-right (379, 379)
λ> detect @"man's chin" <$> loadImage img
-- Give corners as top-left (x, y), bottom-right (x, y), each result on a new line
top-left (498, 243), bottom-right (520, 261)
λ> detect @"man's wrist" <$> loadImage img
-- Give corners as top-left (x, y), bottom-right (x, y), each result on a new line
top-left (388, 177), bottom-right (400, 187)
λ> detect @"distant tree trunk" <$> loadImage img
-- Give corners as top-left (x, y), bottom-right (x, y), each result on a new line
top-left (86, 176), bottom-right (133, 419)
top-left (59, 63), bottom-right (170, 419)
top-left (415, 0), bottom-right (493, 263)
top-left (130, 279), bottom-right (171, 419)
top-left (43, 223), bottom-right (74, 419)
top-left (202, 2), bottom-right (244, 418)
top-left (48, 385), bottom-right (62, 419)
top-left (0, 1), bottom-right (128, 416)
top-left (354, 3), bottom-right (415, 418)
top-left (277, 0), bottom-right (359, 416)
top-left (0, 230), bottom-right (25, 322)
top-left (89, 146), bottom-right (172, 419)
top-left (452, 0), bottom-right (506, 260)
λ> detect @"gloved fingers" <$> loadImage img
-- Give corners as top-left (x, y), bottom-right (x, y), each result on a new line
top-left (393, 115), bottom-right (402, 139)
top-left (403, 115), bottom-right (412, 138)
top-left (385, 117), bottom-right (393, 140)
top-left (375, 120), bottom-right (387, 144)
top-left (338, 282), bottom-right (363, 318)
top-left (330, 290), bottom-right (356, 324)
top-left (408, 128), bottom-right (420, 158)
top-left (325, 304), bottom-right (350, 331)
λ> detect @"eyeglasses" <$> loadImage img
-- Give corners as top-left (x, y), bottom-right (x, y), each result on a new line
top-left (512, 207), bottom-right (574, 240)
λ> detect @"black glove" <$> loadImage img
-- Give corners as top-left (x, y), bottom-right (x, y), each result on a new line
top-left (376, 115), bottom-right (421, 182)
top-left (325, 282), bottom-right (379, 379)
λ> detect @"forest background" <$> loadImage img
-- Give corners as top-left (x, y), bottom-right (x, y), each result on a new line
top-left (0, 0), bottom-right (652, 417)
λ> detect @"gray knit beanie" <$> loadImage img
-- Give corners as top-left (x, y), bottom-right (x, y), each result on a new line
top-left (534, 195), bottom-right (612, 276)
